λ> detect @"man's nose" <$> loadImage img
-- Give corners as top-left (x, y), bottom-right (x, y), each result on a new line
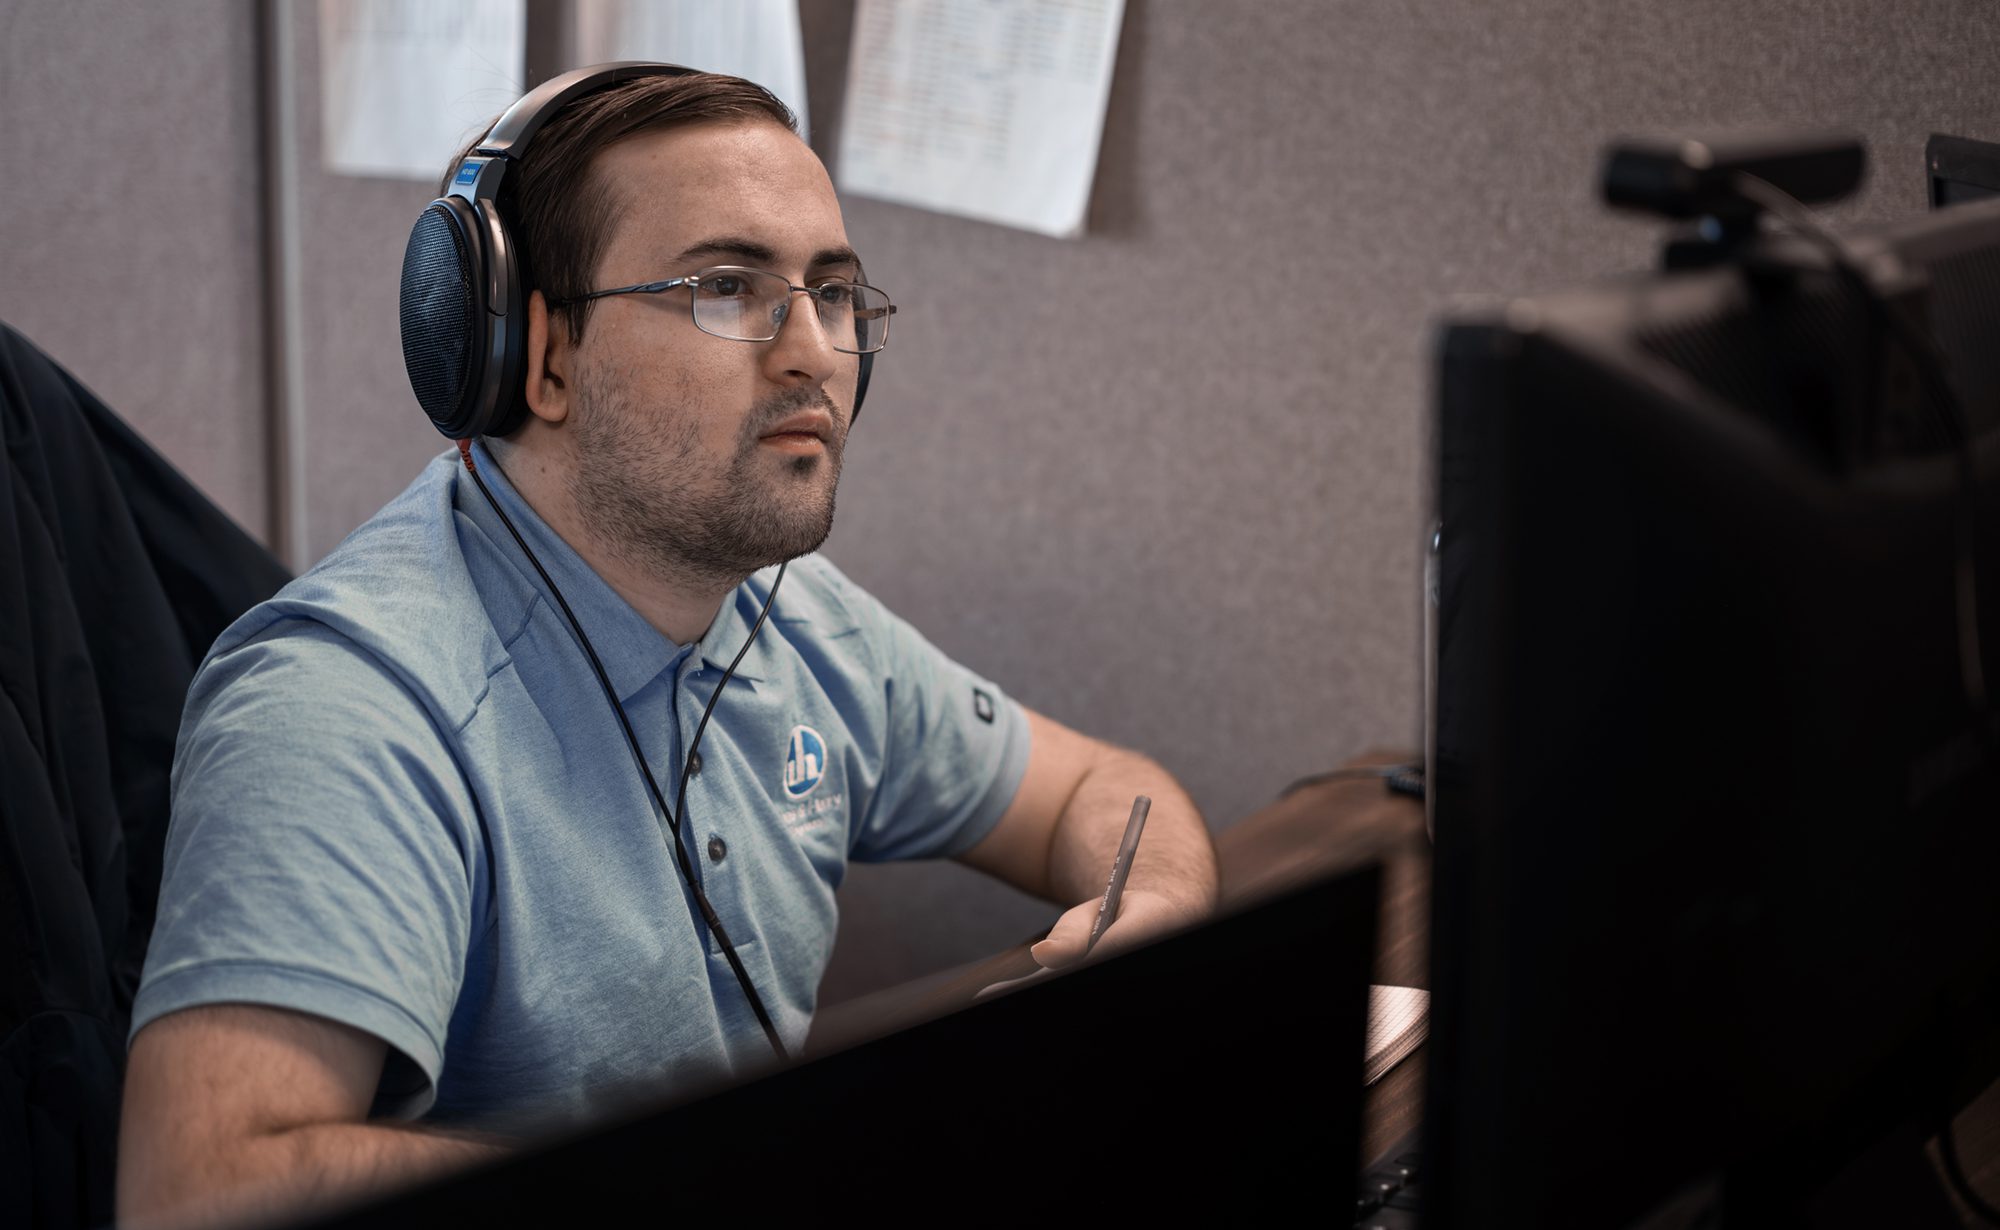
top-left (764, 290), bottom-right (839, 386)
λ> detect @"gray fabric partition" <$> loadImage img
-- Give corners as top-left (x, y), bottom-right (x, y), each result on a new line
top-left (4, 0), bottom-right (1997, 1006)
top-left (0, 0), bottom-right (270, 536)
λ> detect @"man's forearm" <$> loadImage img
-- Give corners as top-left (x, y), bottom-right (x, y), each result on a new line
top-left (127, 1121), bottom-right (505, 1230)
top-left (1044, 748), bottom-right (1219, 916)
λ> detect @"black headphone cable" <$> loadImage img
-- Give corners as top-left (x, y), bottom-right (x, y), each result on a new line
top-left (456, 440), bottom-right (791, 1063)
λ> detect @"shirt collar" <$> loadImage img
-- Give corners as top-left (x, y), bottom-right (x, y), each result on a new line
top-left (461, 438), bottom-right (695, 702)
top-left (691, 563), bottom-right (781, 685)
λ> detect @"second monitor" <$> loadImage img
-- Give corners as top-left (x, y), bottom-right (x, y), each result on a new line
top-left (1426, 139), bottom-right (2000, 1227)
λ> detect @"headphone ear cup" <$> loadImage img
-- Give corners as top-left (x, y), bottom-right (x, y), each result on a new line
top-left (480, 281), bottom-right (530, 439)
top-left (401, 198), bottom-right (487, 439)
top-left (400, 196), bottom-right (528, 439)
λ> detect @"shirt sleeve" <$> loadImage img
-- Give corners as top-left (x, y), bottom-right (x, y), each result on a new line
top-left (131, 619), bottom-right (482, 1120)
top-left (842, 588), bottom-right (1033, 864)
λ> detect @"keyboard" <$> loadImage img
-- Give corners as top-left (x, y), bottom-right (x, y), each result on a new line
top-left (1354, 1128), bottom-right (1423, 1229)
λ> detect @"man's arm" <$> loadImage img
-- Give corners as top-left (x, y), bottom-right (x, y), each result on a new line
top-left (119, 1004), bottom-right (506, 1229)
top-left (957, 707), bottom-right (1220, 968)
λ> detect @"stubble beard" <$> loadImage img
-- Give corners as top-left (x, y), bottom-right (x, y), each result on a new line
top-left (564, 370), bottom-right (844, 592)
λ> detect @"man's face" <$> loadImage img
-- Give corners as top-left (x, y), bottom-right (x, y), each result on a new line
top-left (557, 119), bottom-right (861, 588)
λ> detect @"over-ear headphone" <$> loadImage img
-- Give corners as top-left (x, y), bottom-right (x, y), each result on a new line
top-left (398, 61), bottom-right (874, 441)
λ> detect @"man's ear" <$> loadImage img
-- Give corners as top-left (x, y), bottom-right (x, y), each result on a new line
top-left (524, 289), bottom-right (572, 426)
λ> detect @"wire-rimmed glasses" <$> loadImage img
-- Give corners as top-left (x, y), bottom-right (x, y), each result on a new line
top-left (550, 265), bottom-right (897, 355)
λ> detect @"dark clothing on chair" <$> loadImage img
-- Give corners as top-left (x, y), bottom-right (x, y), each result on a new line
top-left (0, 323), bottom-right (289, 1229)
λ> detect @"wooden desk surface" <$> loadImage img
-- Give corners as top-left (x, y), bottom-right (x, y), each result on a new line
top-left (1214, 753), bottom-right (1430, 1165)
top-left (807, 751), bottom-right (1431, 1165)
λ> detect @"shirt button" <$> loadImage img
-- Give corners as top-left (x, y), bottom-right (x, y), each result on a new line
top-left (687, 750), bottom-right (702, 776)
top-left (707, 835), bottom-right (727, 864)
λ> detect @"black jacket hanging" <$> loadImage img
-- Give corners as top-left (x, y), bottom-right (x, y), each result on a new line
top-left (0, 322), bottom-right (290, 1229)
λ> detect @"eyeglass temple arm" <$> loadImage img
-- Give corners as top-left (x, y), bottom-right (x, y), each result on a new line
top-left (548, 277), bottom-right (694, 308)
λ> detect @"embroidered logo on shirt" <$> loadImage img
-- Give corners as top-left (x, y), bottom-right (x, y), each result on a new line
top-left (783, 725), bottom-right (827, 799)
top-left (973, 688), bottom-right (995, 724)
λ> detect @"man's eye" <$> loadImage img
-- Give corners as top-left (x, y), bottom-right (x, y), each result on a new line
top-left (811, 283), bottom-right (858, 307)
top-left (702, 275), bottom-right (753, 297)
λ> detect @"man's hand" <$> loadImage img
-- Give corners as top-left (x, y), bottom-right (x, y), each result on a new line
top-left (1029, 887), bottom-right (1212, 971)
top-left (960, 708), bottom-right (1221, 978)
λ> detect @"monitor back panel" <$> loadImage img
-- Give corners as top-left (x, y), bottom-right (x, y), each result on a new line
top-left (293, 860), bottom-right (1383, 1225)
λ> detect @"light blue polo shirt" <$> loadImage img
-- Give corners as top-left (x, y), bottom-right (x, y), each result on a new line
top-left (131, 440), bottom-right (1032, 1135)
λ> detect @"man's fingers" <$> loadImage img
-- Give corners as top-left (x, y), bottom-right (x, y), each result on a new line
top-left (1029, 889), bottom-right (1197, 971)
top-left (1029, 900), bottom-right (1099, 969)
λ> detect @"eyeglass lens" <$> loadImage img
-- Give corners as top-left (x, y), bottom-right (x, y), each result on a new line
top-left (691, 269), bottom-right (891, 354)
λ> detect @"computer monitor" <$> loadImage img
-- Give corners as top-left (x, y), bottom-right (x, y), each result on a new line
top-left (289, 859), bottom-right (1382, 1225)
top-left (1425, 156), bottom-right (2000, 1226)
top-left (1928, 132), bottom-right (2000, 209)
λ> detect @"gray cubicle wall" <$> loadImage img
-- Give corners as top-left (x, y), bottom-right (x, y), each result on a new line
top-left (5, 0), bottom-right (1998, 1005)
top-left (0, 0), bottom-right (270, 537)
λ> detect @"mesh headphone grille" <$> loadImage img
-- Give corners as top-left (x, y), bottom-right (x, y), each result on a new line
top-left (400, 204), bottom-right (478, 432)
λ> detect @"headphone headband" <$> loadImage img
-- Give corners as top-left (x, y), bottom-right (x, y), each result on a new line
top-left (473, 62), bottom-right (694, 161)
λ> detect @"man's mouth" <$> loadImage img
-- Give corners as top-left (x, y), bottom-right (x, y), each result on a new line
top-left (760, 432), bottom-right (824, 456)
top-left (758, 408), bottom-right (836, 455)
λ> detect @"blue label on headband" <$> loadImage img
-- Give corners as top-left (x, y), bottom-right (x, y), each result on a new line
top-left (453, 162), bottom-right (479, 186)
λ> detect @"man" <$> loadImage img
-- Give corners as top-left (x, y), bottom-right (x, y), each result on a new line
top-left (117, 67), bottom-right (1218, 1227)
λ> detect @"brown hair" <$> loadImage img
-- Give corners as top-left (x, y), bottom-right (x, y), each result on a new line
top-left (444, 71), bottom-right (799, 346)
